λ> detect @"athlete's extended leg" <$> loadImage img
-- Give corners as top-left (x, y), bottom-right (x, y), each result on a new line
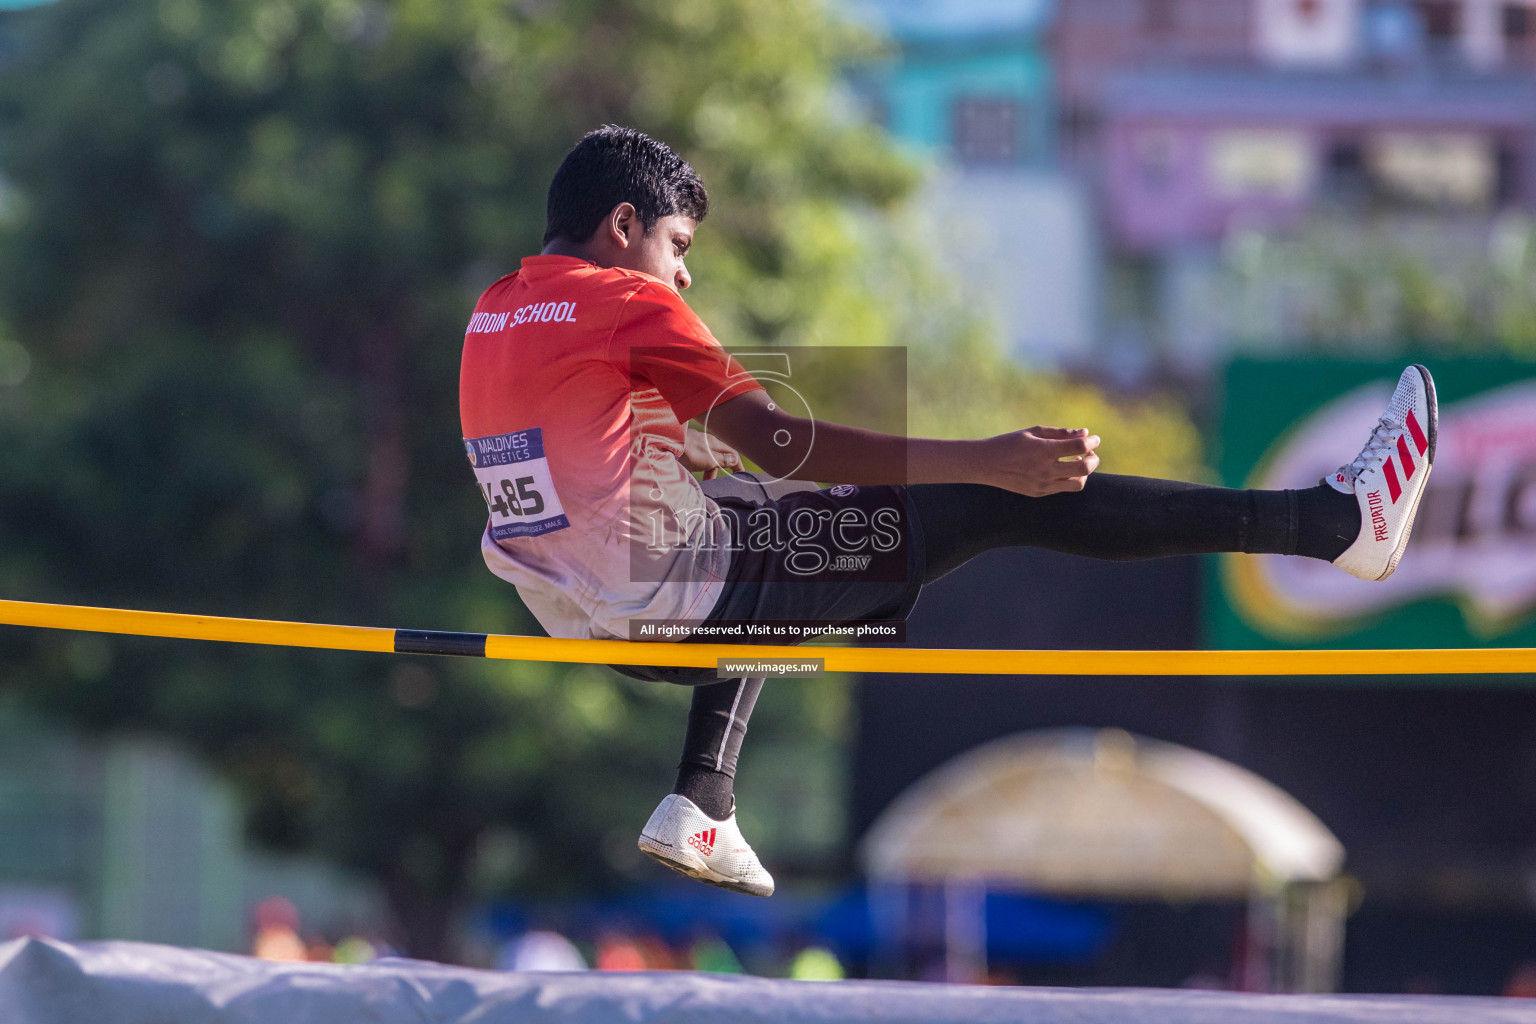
top-left (912, 364), bottom-right (1435, 586)
top-left (911, 475), bottom-right (1358, 584)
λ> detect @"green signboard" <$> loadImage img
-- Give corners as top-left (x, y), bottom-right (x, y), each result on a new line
top-left (1210, 358), bottom-right (1536, 652)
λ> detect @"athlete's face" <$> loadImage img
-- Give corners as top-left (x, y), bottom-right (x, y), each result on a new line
top-left (607, 205), bottom-right (695, 293)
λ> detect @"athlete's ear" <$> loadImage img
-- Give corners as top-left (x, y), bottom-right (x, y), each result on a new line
top-left (606, 203), bottom-right (640, 249)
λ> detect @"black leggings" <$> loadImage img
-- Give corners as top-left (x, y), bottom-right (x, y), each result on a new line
top-left (677, 475), bottom-right (1356, 786)
top-left (912, 474), bottom-right (1318, 582)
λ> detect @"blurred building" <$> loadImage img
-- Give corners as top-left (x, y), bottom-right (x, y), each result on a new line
top-left (1063, 0), bottom-right (1536, 368)
top-left (845, 0), bottom-right (1100, 366)
top-left (1096, 72), bottom-right (1532, 250)
top-left (846, 0), bottom-right (1536, 370)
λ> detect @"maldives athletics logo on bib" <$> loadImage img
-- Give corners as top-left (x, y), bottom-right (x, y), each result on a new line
top-left (1224, 375), bottom-right (1536, 640)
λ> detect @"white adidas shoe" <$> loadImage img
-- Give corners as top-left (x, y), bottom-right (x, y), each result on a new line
top-left (1329, 364), bottom-right (1437, 582)
top-left (637, 794), bottom-right (775, 897)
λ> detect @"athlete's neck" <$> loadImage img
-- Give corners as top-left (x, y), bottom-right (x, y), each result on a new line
top-left (540, 238), bottom-right (604, 265)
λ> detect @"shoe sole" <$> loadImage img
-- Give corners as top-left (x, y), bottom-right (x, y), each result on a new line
top-left (637, 835), bottom-right (772, 897)
top-left (1378, 364), bottom-right (1437, 582)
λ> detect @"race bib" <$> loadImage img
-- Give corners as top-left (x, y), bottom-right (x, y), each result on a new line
top-left (464, 428), bottom-right (570, 540)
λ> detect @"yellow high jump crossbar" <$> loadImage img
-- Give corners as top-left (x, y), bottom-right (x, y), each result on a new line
top-left (0, 598), bottom-right (1530, 676)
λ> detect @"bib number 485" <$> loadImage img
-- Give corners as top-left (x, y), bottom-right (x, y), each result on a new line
top-left (464, 427), bottom-right (570, 539)
top-left (484, 476), bottom-right (545, 518)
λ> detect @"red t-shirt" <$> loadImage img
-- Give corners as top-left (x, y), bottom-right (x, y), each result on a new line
top-left (460, 255), bottom-right (763, 640)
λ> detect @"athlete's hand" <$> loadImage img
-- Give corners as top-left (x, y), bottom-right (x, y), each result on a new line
top-left (682, 426), bottom-right (743, 480)
top-left (985, 426), bottom-right (1100, 496)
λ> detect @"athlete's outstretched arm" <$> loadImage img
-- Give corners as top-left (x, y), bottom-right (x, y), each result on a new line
top-left (703, 389), bottom-right (1100, 497)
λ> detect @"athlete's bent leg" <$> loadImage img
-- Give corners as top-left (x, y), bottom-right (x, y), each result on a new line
top-left (639, 676), bottom-right (775, 897)
top-left (673, 676), bottom-right (763, 819)
top-left (652, 475), bottom-right (824, 824)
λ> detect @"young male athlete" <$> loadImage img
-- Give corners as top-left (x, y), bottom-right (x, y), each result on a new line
top-left (459, 126), bottom-right (1436, 898)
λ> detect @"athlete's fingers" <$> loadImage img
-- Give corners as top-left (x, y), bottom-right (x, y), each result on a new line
top-left (1056, 457), bottom-right (1098, 490)
top-left (1048, 433), bottom-right (1101, 459)
top-left (1029, 426), bottom-right (1088, 440)
top-left (708, 436), bottom-right (742, 469)
top-left (988, 428), bottom-right (1102, 496)
top-left (1058, 452), bottom-right (1098, 478)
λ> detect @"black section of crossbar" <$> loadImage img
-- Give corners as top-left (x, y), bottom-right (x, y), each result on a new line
top-left (393, 630), bottom-right (489, 657)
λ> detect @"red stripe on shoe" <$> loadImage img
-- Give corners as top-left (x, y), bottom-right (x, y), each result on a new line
top-left (1406, 409), bottom-right (1429, 456)
top-left (1384, 458), bottom-right (1402, 503)
top-left (1397, 434), bottom-right (1415, 479)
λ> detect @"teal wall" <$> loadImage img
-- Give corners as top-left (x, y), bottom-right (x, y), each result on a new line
top-left (877, 37), bottom-right (1054, 163)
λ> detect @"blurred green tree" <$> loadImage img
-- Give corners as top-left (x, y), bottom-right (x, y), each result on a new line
top-left (0, 0), bottom-right (1200, 959)
top-left (0, 0), bottom-right (912, 959)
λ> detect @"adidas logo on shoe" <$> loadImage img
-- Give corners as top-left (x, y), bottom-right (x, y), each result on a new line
top-left (687, 827), bottom-right (717, 857)
top-left (1381, 408), bottom-right (1430, 508)
top-left (637, 795), bottom-right (774, 897)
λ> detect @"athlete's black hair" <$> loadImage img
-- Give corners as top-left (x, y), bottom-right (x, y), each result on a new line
top-left (543, 125), bottom-right (708, 245)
